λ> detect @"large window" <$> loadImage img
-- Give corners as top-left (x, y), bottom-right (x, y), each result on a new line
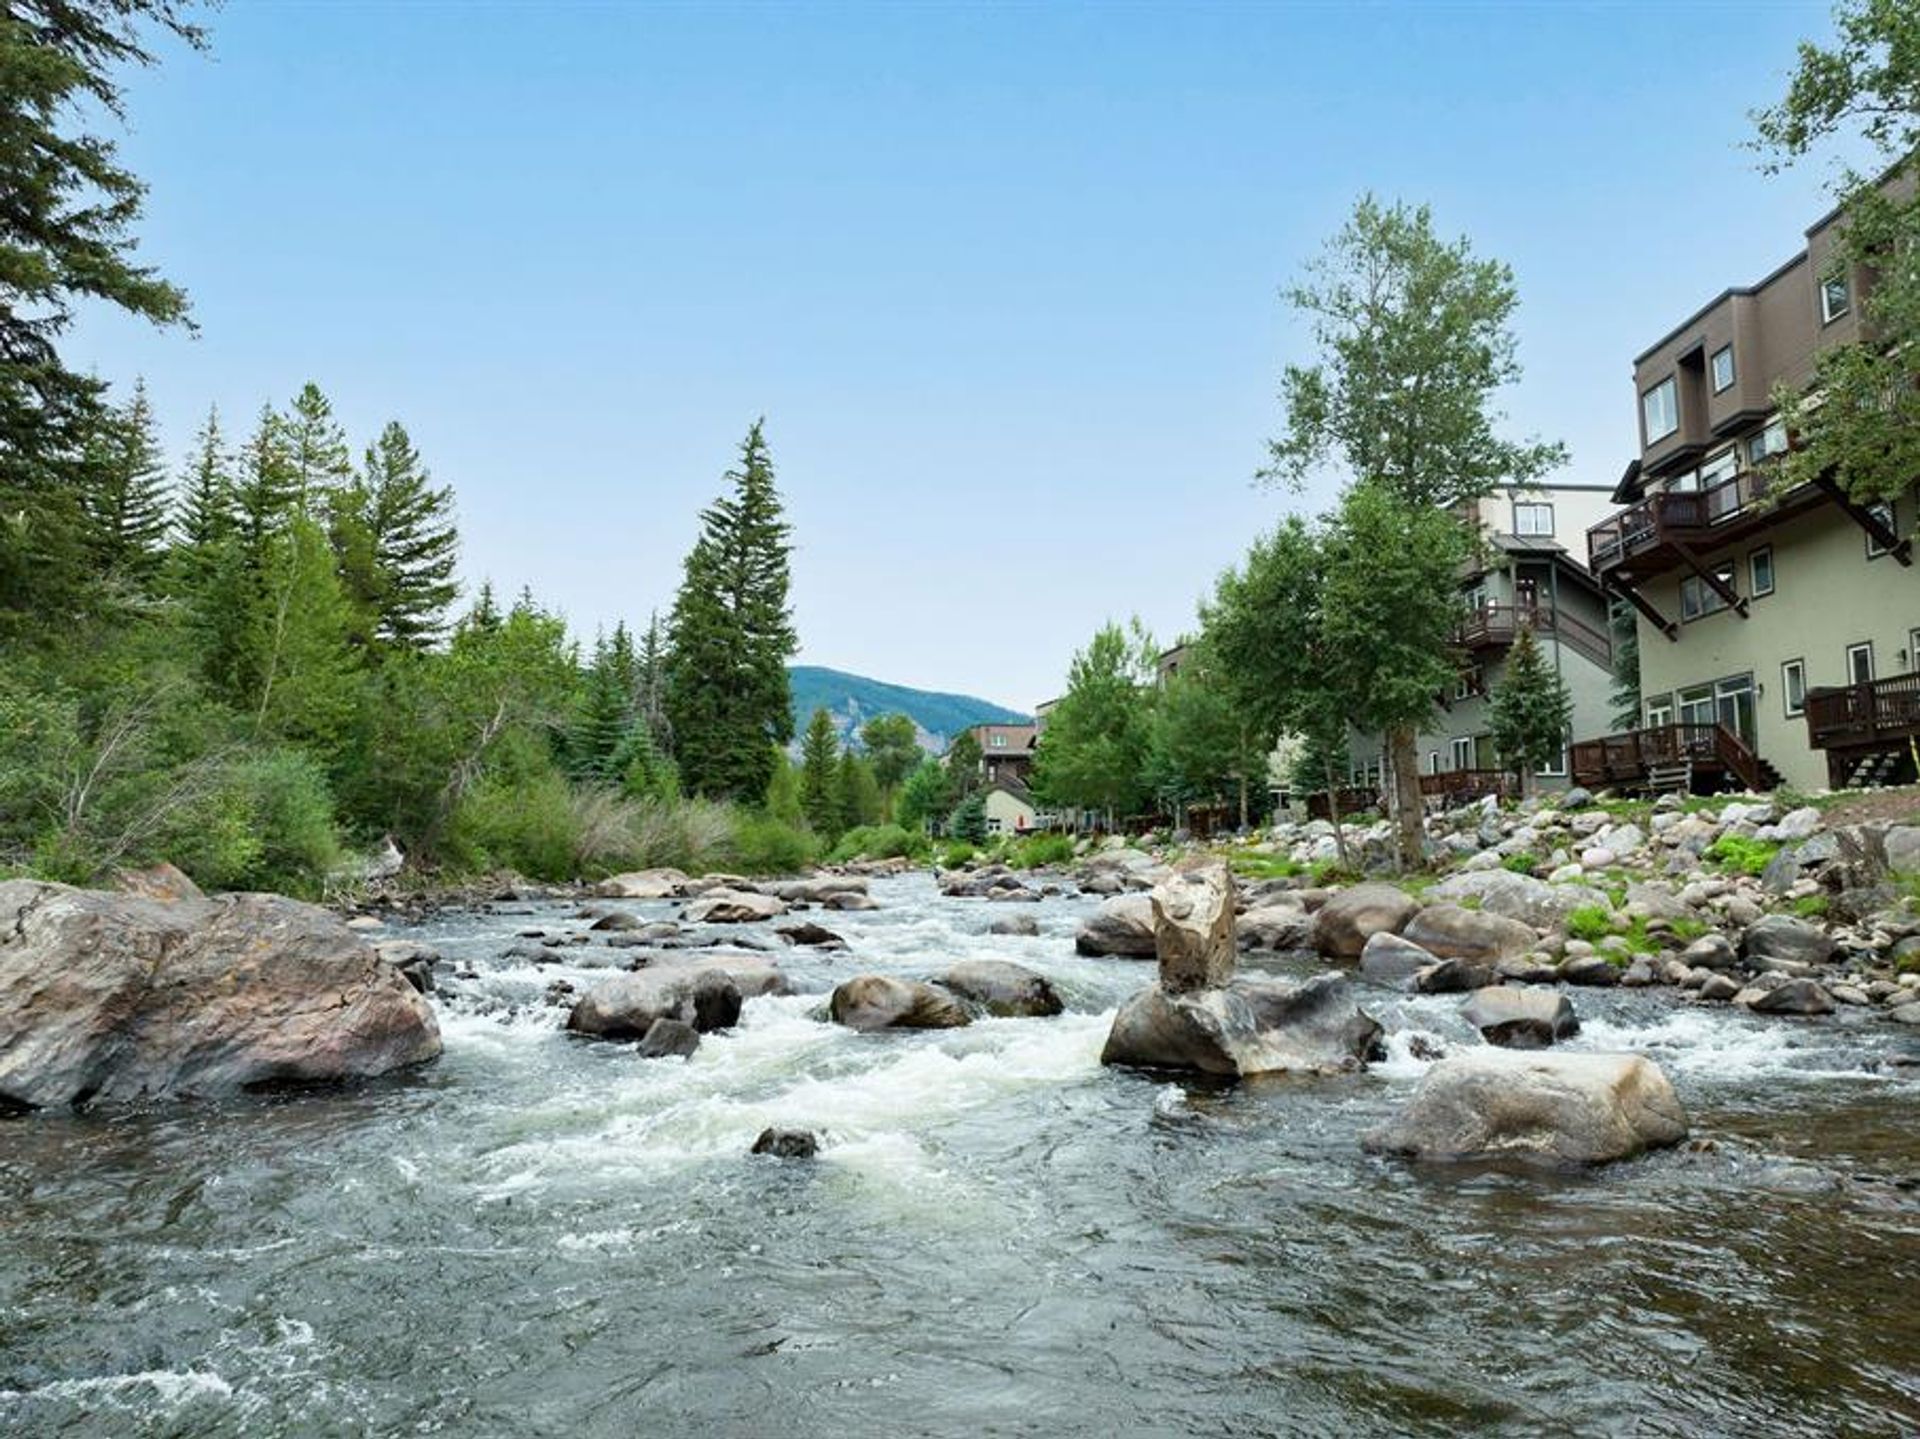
top-left (1747, 417), bottom-right (1789, 466)
top-left (1711, 345), bottom-right (1736, 393)
top-left (1643, 377), bottom-right (1679, 443)
top-left (1680, 562), bottom-right (1736, 621)
top-left (1677, 685), bottom-right (1716, 727)
top-left (1848, 642), bottom-right (1875, 686)
top-left (1866, 500), bottom-right (1898, 558)
top-left (1781, 658), bottom-right (1806, 718)
top-left (1513, 501), bottom-right (1554, 537)
top-left (1450, 736), bottom-right (1474, 771)
top-left (1749, 545), bottom-right (1775, 598)
top-left (1821, 273), bottom-right (1852, 324)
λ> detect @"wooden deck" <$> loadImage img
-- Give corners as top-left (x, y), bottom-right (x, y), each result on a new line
top-left (1570, 722), bottom-right (1778, 794)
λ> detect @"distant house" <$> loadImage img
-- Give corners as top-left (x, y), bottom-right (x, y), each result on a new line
top-left (962, 722), bottom-right (1039, 789)
top-left (982, 774), bottom-right (1039, 836)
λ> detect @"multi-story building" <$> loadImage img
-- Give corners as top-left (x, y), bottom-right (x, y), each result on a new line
top-left (1579, 192), bottom-right (1918, 793)
top-left (962, 722), bottom-right (1038, 789)
top-left (1347, 481), bottom-right (1620, 799)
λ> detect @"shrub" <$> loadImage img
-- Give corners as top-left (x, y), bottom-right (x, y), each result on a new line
top-left (1501, 851), bottom-right (1540, 876)
top-left (624, 796), bottom-right (733, 873)
top-left (828, 823), bottom-right (929, 864)
top-left (940, 841), bottom-right (978, 868)
top-left (1668, 915), bottom-right (1710, 942)
top-left (948, 793), bottom-right (988, 844)
top-left (727, 812), bottom-right (820, 876)
top-left (1565, 904), bottom-right (1614, 943)
top-left (1791, 894), bottom-right (1830, 919)
top-left (446, 769), bottom-right (578, 881)
top-left (1706, 835), bottom-right (1781, 877)
top-left (1008, 833), bottom-right (1075, 869)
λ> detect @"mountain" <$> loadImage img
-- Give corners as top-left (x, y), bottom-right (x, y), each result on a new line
top-left (787, 666), bottom-right (1029, 754)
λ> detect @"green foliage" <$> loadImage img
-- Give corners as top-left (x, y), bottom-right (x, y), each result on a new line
top-left (1792, 894), bottom-right (1831, 919)
top-left (1007, 833), bottom-right (1075, 869)
top-left (939, 841), bottom-right (978, 868)
top-left (896, 755), bottom-right (951, 833)
top-left (859, 712), bottom-right (921, 805)
top-left (1142, 657), bottom-right (1264, 824)
top-left (1608, 599), bottom-right (1641, 731)
top-left (835, 749), bottom-right (883, 833)
top-left (1306, 859), bottom-right (1360, 888)
top-left (828, 823), bottom-right (930, 864)
top-left (1565, 905), bottom-right (1614, 943)
top-left (665, 421), bottom-right (797, 801)
top-left (726, 811), bottom-right (820, 876)
top-left (1031, 620), bottom-right (1154, 820)
top-left (1668, 916), bottom-right (1711, 942)
top-left (1501, 851), bottom-right (1541, 875)
top-left (1229, 851), bottom-right (1304, 881)
top-left (799, 706), bottom-right (843, 837)
top-left (332, 420), bottom-right (460, 652)
top-left (1488, 625), bottom-right (1573, 790)
top-left (1705, 835), bottom-right (1783, 877)
top-left (944, 729), bottom-right (983, 800)
top-left (948, 791), bottom-right (989, 845)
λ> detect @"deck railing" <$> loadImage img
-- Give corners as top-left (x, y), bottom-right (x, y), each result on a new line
top-left (1586, 466), bottom-right (1788, 572)
top-left (1570, 722), bottom-right (1757, 791)
top-left (1417, 769), bottom-right (1514, 806)
top-left (1806, 674), bottom-right (1920, 749)
top-left (1454, 604), bottom-right (1612, 667)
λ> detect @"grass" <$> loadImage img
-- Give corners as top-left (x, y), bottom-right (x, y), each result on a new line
top-left (1705, 835), bottom-right (1783, 878)
top-left (1668, 915), bottom-right (1711, 942)
top-left (1228, 852), bottom-right (1305, 881)
top-left (1565, 904), bottom-right (1614, 943)
top-left (1501, 851), bottom-right (1540, 876)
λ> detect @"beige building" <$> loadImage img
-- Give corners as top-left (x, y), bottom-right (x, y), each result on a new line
top-left (981, 778), bottom-right (1038, 836)
top-left (1582, 192), bottom-right (1918, 793)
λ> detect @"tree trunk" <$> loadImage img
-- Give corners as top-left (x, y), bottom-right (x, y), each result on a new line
top-left (1320, 755), bottom-right (1351, 872)
top-left (1387, 724), bottom-right (1424, 872)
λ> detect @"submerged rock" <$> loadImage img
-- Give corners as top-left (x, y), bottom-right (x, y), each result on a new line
top-left (751, 1127), bottom-right (819, 1159)
top-left (1311, 884), bottom-right (1419, 959)
top-left (829, 975), bottom-right (972, 1031)
top-left (1413, 958), bottom-right (1493, 994)
top-left (1100, 972), bottom-right (1382, 1078)
top-left (1074, 893), bottom-right (1158, 958)
top-left (1363, 1050), bottom-right (1688, 1166)
top-left (1461, 986), bottom-right (1579, 1049)
top-left (988, 913), bottom-right (1040, 937)
top-left (937, 960), bottom-right (1062, 1018)
top-left (0, 879), bottom-right (442, 1110)
top-left (777, 921), bottom-right (845, 948)
top-left (567, 967), bottom-right (743, 1038)
top-left (636, 1017), bottom-right (701, 1058)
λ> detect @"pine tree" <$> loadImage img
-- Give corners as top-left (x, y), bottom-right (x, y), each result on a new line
top-left (569, 629), bottom-right (637, 783)
top-left (798, 706), bottom-right (841, 836)
top-left (338, 420), bottom-right (460, 652)
top-left (175, 405), bottom-right (233, 551)
top-left (835, 749), bottom-right (881, 832)
top-left (1488, 624), bottom-right (1573, 798)
top-left (251, 515), bottom-right (363, 764)
top-left (464, 580), bottom-right (502, 637)
top-left (283, 382), bottom-right (353, 508)
top-left (231, 405), bottom-right (299, 575)
top-left (665, 421), bottom-right (798, 800)
top-left (1608, 599), bottom-right (1641, 730)
top-left (635, 611), bottom-right (673, 754)
top-left (80, 379), bottom-right (171, 589)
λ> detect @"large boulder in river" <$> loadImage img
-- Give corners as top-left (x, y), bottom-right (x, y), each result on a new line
top-left (1363, 1050), bottom-right (1688, 1166)
top-left (1741, 915), bottom-right (1836, 970)
top-left (1401, 904), bottom-right (1537, 964)
top-left (1074, 893), bottom-right (1158, 958)
top-left (567, 967), bottom-right (743, 1038)
top-left (1359, 932), bottom-right (1438, 986)
top-left (765, 876), bottom-right (870, 905)
top-left (1101, 972), bottom-right (1383, 1078)
top-left (0, 880), bottom-right (442, 1111)
top-left (684, 889), bottom-right (788, 924)
top-left (937, 960), bottom-right (1063, 1018)
top-left (1150, 863), bottom-right (1236, 993)
top-left (1460, 986), bottom-right (1579, 1049)
top-left (1236, 902), bottom-right (1313, 953)
top-left (597, 868), bottom-right (688, 900)
top-left (1425, 870), bottom-right (1608, 931)
top-left (829, 975), bottom-right (971, 1032)
top-left (1311, 884), bottom-right (1419, 959)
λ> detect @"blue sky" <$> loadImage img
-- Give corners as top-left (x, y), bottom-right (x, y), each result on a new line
top-left (72, 0), bottom-right (1847, 711)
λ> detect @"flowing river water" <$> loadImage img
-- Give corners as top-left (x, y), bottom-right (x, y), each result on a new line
top-left (4, 873), bottom-right (1920, 1436)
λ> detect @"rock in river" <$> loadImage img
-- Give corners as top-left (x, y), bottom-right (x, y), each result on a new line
top-left (1401, 903), bottom-right (1537, 964)
top-left (751, 1127), bottom-right (819, 1159)
top-left (684, 889), bottom-right (788, 924)
top-left (1460, 986), bottom-right (1579, 1049)
top-left (1363, 1050), bottom-right (1688, 1166)
top-left (1311, 884), bottom-right (1420, 960)
top-left (1151, 864), bottom-right (1236, 993)
top-left (1101, 972), bottom-right (1383, 1078)
top-left (1074, 893), bottom-right (1158, 958)
top-left (637, 1017), bottom-right (701, 1058)
top-left (0, 879), bottom-right (442, 1111)
top-left (567, 967), bottom-right (744, 1038)
top-left (937, 960), bottom-right (1063, 1018)
top-left (829, 975), bottom-right (972, 1031)
top-left (1359, 932), bottom-right (1438, 986)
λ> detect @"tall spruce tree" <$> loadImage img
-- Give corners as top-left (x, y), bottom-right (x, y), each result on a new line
top-left (283, 382), bottom-right (353, 508)
top-left (1488, 624), bottom-right (1573, 798)
top-left (174, 405), bottom-right (232, 551)
top-left (336, 420), bottom-right (460, 653)
top-left (664, 421), bottom-right (798, 800)
top-left (569, 627), bottom-right (638, 783)
top-left (635, 611), bottom-right (672, 754)
top-left (0, 1), bottom-right (201, 630)
top-left (798, 706), bottom-right (842, 836)
top-left (80, 379), bottom-right (171, 588)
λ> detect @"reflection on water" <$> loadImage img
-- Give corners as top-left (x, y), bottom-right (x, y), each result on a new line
top-left (3, 874), bottom-right (1919, 1435)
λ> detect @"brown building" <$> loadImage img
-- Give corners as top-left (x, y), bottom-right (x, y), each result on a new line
top-left (1581, 185), bottom-right (1919, 793)
top-left (962, 723), bottom-right (1039, 788)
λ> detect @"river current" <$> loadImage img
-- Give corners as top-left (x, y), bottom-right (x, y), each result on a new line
top-left (3, 873), bottom-right (1919, 1436)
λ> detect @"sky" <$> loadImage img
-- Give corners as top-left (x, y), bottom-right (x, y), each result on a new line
top-left (70, 0), bottom-right (1853, 712)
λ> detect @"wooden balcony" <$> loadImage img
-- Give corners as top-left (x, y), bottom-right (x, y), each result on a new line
top-left (1586, 467), bottom-right (1814, 579)
top-left (1806, 674), bottom-right (1920, 750)
top-left (1570, 723), bottom-right (1779, 794)
top-left (1455, 604), bottom-right (1612, 668)
top-left (1418, 769), bottom-right (1514, 807)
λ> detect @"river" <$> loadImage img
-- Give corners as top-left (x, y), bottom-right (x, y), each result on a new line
top-left (3, 873), bottom-right (1918, 1435)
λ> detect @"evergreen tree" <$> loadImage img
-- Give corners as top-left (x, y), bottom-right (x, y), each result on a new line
top-left (337, 420), bottom-right (461, 652)
top-left (174, 405), bottom-right (233, 552)
top-left (947, 791), bottom-right (988, 845)
top-left (664, 421), bottom-right (798, 800)
top-left (635, 611), bottom-right (672, 753)
top-left (614, 724), bottom-right (678, 803)
top-left (944, 729), bottom-right (984, 799)
top-left (1608, 599), bottom-right (1641, 730)
top-left (283, 382), bottom-right (353, 508)
top-left (798, 706), bottom-right (842, 837)
top-left (0, 1), bottom-right (200, 630)
top-left (835, 749), bottom-right (882, 832)
top-left (250, 516), bottom-right (363, 764)
top-left (764, 748), bottom-right (805, 827)
top-left (80, 379), bottom-right (171, 589)
top-left (1488, 624), bottom-right (1573, 797)
top-left (569, 629), bottom-right (637, 783)
top-left (231, 405), bottom-right (299, 576)
top-left (465, 580), bottom-right (503, 637)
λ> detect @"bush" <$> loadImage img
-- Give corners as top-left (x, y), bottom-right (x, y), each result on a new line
top-left (1791, 894), bottom-right (1830, 919)
top-left (1501, 851), bottom-right (1540, 876)
top-left (625, 795), bottom-right (733, 873)
top-left (727, 812), bottom-right (820, 876)
top-left (1565, 904), bottom-right (1614, 943)
top-left (446, 769), bottom-right (578, 881)
top-left (1706, 835), bottom-right (1781, 877)
top-left (1008, 833), bottom-right (1074, 869)
top-left (940, 841), bottom-right (978, 868)
top-left (827, 823), bottom-right (929, 864)
top-left (948, 793), bottom-right (988, 844)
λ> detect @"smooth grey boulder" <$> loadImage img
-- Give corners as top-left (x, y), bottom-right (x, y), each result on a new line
top-left (1461, 986), bottom-right (1579, 1048)
top-left (1742, 915), bottom-right (1836, 970)
top-left (1311, 884), bottom-right (1419, 959)
top-left (0, 880), bottom-right (441, 1111)
top-left (567, 967), bottom-right (743, 1038)
top-left (1559, 955), bottom-right (1621, 987)
top-left (1100, 972), bottom-right (1382, 1078)
top-left (636, 1017), bottom-right (701, 1058)
top-left (373, 939), bottom-right (440, 995)
top-left (1151, 863), bottom-right (1236, 993)
top-left (1074, 893), bottom-right (1159, 958)
top-left (988, 913), bottom-right (1040, 937)
top-left (1363, 1050), bottom-right (1689, 1166)
top-left (1680, 933), bottom-right (1738, 972)
top-left (1413, 958), bottom-right (1494, 994)
top-left (937, 960), bottom-right (1063, 1018)
top-left (829, 974), bottom-right (972, 1031)
top-left (1402, 904), bottom-right (1537, 964)
top-left (777, 921), bottom-right (845, 948)
top-left (1747, 978), bottom-right (1835, 1016)
top-left (764, 876), bottom-right (869, 904)
top-left (684, 889), bottom-right (788, 924)
top-left (1236, 902), bottom-right (1313, 953)
top-left (751, 1127), bottom-right (818, 1159)
top-left (1426, 870), bottom-right (1609, 931)
top-left (597, 868), bottom-right (688, 900)
top-left (1698, 973), bottom-right (1742, 1002)
top-left (1360, 931), bottom-right (1439, 986)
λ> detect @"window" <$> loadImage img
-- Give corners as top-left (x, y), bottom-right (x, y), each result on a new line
top-left (1645, 695), bottom-right (1673, 728)
top-left (1536, 742), bottom-right (1568, 778)
top-left (1677, 685), bottom-right (1716, 727)
top-left (1680, 562), bottom-right (1736, 621)
top-left (1453, 667), bottom-right (1481, 701)
top-left (1711, 345), bottom-right (1736, 393)
top-left (1866, 500), bottom-right (1897, 558)
top-left (1847, 642), bottom-right (1875, 686)
top-left (1821, 273), bottom-right (1852, 324)
top-left (989, 732), bottom-right (1006, 748)
top-left (1781, 658), bottom-right (1806, 718)
top-left (1425, 751), bottom-right (1440, 776)
top-left (1450, 736), bottom-right (1473, 771)
top-left (1513, 501), bottom-right (1554, 537)
top-left (1747, 417), bottom-right (1789, 466)
top-left (1643, 377), bottom-right (1679, 442)
top-left (1749, 546), bottom-right (1775, 598)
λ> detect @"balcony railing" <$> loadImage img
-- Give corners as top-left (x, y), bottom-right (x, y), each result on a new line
top-left (1418, 769), bottom-right (1514, 806)
top-left (1806, 674), bottom-right (1920, 749)
top-left (1587, 466), bottom-right (1790, 572)
top-left (1570, 722), bottom-right (1770, 793)
top-left (1455, 604), bottom-right (1612, 667)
